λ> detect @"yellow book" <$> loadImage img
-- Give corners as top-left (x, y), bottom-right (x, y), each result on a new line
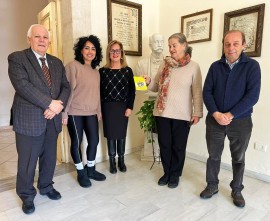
top-left (134, 76), bottom-right (147, 91)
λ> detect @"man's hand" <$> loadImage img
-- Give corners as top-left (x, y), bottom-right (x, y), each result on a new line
top-left (224, 112), bottom-right (234, 120)
top-left (212, 111), bottom-right (232, 125)
top-left (44, 108), bottom-right (56, 119)
top-left (49, 100), bottom-right (64, 114)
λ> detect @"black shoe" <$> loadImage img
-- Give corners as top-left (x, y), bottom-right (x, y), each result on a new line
top-left (77, 168), bottom-right (92, 187)
top-left (231, 191), bottom-right (245, 207)
top-left (158, 174), bottom-right (169, 186)
top-left (22, 201), bottom-right (35, 214)
top-left (118, 156), bottom-right (127, 172)
top-left (41, 189), bottom-right (61, 200)
top-left (200, 185), bottom-right (218, 199)
top-left (168, 176), bottom-right (179, 188)
top-left (86, 166), bottom-right (106, 181)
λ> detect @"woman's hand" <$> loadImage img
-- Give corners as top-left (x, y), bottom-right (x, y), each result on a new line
top-left (125, 108), bottom-right (132, 117)
top-left (62, 118), bottom-right (68, 125)
top-left (98, 113), bottom-right (102, 121)
top-left (143, 75), bottom-right (151, 86)
top-left (190, 116), bottom-right (200, 125)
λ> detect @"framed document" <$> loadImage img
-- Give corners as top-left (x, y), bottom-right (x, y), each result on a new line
top-left (181, 9), bottom-right (213, 44)
top-left (107, 0), bottom-right (142, 56)
top-left (224, 4), bottom-right (265, 57)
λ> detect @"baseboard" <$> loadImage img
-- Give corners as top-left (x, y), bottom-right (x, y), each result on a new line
top-left (0, 126), bottom-right (12, 131)
top-left (72, 144), bottom-right (270, 183)
top-left (186, 152), bottom-right (270, 183)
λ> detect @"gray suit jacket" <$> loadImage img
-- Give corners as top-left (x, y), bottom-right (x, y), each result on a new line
top-left (8, 48), bottom-right (71, 136)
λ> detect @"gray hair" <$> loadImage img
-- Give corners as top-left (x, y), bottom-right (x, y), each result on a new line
top-left (27, 24), bottom-right (50, 39)
top-left (168, 33), bottom-right (192, 57)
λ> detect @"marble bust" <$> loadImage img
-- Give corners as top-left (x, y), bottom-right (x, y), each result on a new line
top-left (135, 33), bottom-right (164, 88)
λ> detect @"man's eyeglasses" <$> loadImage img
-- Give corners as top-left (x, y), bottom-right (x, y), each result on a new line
top-left (110, 49), bottom-right (121, 54)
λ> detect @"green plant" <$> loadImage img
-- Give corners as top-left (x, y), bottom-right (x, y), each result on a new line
top-left (136, 99), bottom-right (157, 143)
top-left (136, 99), bottom-right (160, 169)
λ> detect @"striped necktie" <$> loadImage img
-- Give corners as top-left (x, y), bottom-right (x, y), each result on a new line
top-left (39, 57), bottom-right (52, 87)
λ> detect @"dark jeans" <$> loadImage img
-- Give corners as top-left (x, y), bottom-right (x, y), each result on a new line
top-left (156, 116), bottom-right (190, 177)
top-left (205, 115), bottom-right (252, 192)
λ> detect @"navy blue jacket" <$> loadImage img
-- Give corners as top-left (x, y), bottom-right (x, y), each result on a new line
top-left (203, 52), bottom-right (261, 119)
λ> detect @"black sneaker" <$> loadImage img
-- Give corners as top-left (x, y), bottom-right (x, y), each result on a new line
top-left (200, 185), bottom-right (218, 199)
top-left (158, 174), bottom-right (169, 186)
top-left (231, 191), bottom-right (245, 207)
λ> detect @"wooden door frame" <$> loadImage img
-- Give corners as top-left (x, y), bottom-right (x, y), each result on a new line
top-left (38, 0), bottom-right (70, 163)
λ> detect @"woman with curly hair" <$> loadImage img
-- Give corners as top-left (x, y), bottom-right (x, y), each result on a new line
top-left (62, 35), bottom-right (106, 187)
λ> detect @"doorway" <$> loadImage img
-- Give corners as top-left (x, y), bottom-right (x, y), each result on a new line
top-left (38, 1), bottom-right (69, 163)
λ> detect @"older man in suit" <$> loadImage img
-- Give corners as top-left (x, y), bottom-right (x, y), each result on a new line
top-left (8, 24), bottom-right (70, 214)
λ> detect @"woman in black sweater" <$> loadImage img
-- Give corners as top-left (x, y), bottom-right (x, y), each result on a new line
top-left (99, 40), bottom-right (135, 174)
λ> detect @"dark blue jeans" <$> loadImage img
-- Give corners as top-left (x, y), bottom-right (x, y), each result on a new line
top-left (205, 115), bottom-right (252, 192)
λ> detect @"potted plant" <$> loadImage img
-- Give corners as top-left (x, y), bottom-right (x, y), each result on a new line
top-left (136, 99), bottom-right (160, 168)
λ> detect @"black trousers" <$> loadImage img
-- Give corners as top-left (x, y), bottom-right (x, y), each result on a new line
top-left (156, 116), bottom-right (190, 177)
top-left (16, 120), bottom-right (58, 203)
top-left (67, 115), bottom-right (99, 164)
top-left (205, 115), bottom-right (252, 192)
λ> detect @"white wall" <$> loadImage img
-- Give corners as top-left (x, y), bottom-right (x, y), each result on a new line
top-left (159, 0), bottom-right (270, 178)
top-left (0, 0), bottom-right (48, 126)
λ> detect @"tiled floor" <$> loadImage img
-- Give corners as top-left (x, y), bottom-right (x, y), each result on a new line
top-left (0, 128), bottom-right (270, 220)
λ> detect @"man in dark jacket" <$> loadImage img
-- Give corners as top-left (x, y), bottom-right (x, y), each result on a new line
top-left (8, 24), bottom-right (70, 214)
top-left (200, 30), bottom-right (261, 208)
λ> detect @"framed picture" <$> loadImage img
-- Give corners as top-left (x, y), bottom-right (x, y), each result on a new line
top-left (107, 0), bottom-right (142, 56)
top-left (181, 9), bottom-right (213, 44)
top-left (224, 4), bottom-right (265, 57)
